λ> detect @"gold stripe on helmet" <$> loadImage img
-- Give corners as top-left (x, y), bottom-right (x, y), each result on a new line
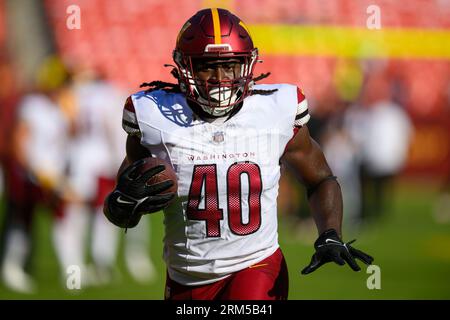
top-left (211, 8), bottom-right (222, 44)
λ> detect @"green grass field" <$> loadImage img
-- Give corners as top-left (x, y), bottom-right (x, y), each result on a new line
top-left (1, 180), bottom-right (449, 300)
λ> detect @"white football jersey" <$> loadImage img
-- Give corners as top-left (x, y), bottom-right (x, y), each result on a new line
top-left (123, 83), bottom-right (310, 285)
top-left (18, 94), bottom-right (68, 183)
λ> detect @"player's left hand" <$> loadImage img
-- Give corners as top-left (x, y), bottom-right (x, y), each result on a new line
top-left (301, 229), bottom-right (374, 275)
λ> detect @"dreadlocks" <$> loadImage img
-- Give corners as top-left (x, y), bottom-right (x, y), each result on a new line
top-left (139, 68), bottom-right (278, 96)
top-left (139, 67), bottom-right (182, 93)
top-left (139, 80), bottom-right (181, 93)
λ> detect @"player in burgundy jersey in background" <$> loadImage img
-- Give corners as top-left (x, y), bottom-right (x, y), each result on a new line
top-left (104, 8), bottom-right (374, 300)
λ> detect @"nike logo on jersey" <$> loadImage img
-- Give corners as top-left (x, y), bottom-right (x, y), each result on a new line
top-left (117, 196), bottom-right (134, 205)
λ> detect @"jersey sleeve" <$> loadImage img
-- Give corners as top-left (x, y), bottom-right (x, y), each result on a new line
top-left (294, 87), bottom-right (310, 127)
top-left (122, 96), bottom-right (141, 137)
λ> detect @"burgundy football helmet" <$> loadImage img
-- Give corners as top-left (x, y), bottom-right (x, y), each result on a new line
top-left (173, 8), bottom-right (258, 116)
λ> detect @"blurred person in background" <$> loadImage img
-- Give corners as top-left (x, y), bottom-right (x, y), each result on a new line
top-left (354, 70), bottom-right (413, 222)
top-left (0, 56), bottom-right (70, 293)
top-left (55, 66), bottom-right (156, 286)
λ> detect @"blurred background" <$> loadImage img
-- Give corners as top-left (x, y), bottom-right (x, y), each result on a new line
top-left (0, 0), bottom-right (449, 299)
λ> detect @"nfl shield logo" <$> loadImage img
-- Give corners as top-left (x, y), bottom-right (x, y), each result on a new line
top-left (212, 131), bottom-right (225, 143)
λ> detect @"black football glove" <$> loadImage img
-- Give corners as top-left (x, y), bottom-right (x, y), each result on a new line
top-left (104, 158), bottom-right (175, 229)
top-left (301, 229), bottom-right (374, 275)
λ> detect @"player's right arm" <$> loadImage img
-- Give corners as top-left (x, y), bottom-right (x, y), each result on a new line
top-left (103, 97), bottom-right (175, 229)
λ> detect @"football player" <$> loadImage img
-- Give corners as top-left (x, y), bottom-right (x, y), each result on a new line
top-left (104, 8), bottom-right (374, 300)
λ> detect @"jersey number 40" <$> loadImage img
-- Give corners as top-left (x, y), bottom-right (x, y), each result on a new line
top-left (187, 162), bottom-right (262, 237)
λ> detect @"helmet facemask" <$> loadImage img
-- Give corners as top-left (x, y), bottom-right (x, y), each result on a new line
top-left (174, 48), bottom-right (258, 117)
